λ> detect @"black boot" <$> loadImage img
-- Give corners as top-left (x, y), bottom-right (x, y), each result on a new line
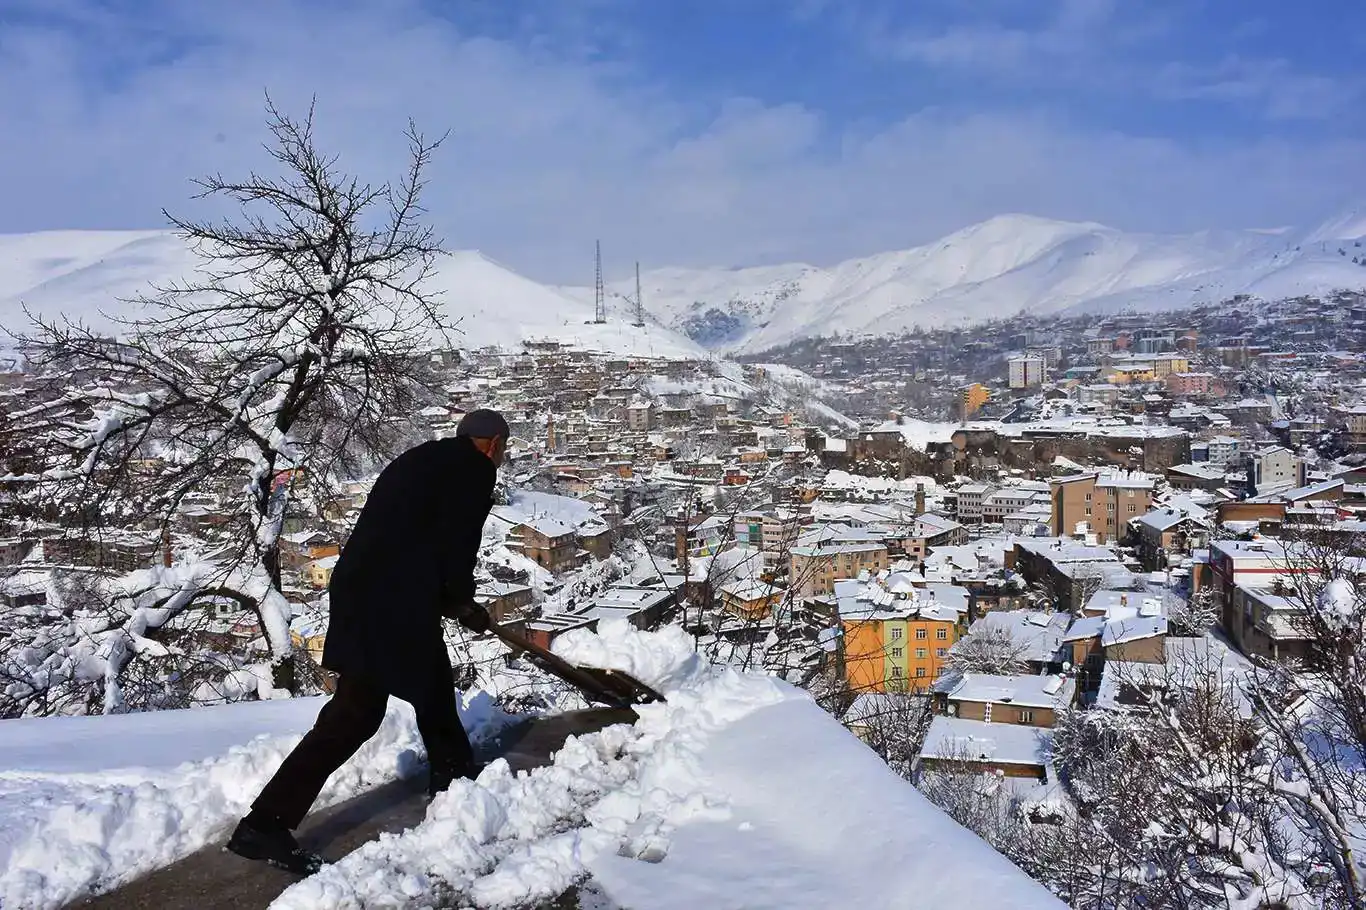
top-left (225, 812), bottom-right (325, 876)
top-left (428, 760), bottom-right (487, 798)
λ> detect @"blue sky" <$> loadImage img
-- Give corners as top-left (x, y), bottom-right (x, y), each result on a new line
top-left (2, 0), bottom-right (1364, 280)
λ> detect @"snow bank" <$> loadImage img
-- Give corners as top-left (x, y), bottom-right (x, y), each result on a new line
top-left (274, 625), bottom-right (787, 909)
top-left (0, 693), bottom-right (509, 909)
top-left (593, 697), bottom-right (1064, 909)
top-left (275, 623), bottom-right (1061, 909)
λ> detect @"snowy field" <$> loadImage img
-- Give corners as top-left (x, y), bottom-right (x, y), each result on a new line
top-left (1, 622), bottom-right (1063, 909)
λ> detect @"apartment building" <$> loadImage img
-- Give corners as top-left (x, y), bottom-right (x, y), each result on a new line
top-left (733, 508), bottom-right (806, 571)
top-left (956, 482), bottom-right (996, 523)
top-left (789, 540), bottom-right (890, 600)
top-left (837, 577), bottom-right (968, 692)
top-left (1248, 446), bottom-right (1305, 494)
top-left (1008, 355), bottom-right (1047, 389)
top-left (1049, 471), bottom-right (1156, 543)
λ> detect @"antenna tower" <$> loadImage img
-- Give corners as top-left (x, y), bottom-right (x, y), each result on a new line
top-left (632, 261), bottom-right (645, 327)
top-left (594, 240), bottom-right (607, 324)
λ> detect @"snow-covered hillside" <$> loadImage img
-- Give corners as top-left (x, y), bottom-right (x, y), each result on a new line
top-left (0, 624), bottom-right (1063, 909)
top-left (13, 208), bottom-right (1364, 359)
top-left (583, 211), bottom-right (1366, 354)
top-left (0, 233), bottom-right (703, 359)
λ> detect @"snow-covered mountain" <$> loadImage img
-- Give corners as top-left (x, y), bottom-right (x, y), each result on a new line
top-left (573, 211), bottom-right (1366, 354)
top-left (7, 209), bottom-right (1366, 360)
top-left (0, 232), bottom-right (704, 359)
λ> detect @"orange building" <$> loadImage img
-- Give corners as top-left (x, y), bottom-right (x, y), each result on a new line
top-left (838, 577), bottom-right (969, 693)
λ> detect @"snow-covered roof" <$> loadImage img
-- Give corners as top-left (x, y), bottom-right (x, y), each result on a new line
top-left (1135, 506), bottom-right (1201, 532)
top-left (837, 579), bottom-right (963, 623)
top-left (1096, 635), bottom-right (1254, 716)
top-left (968, 611), bottom-right (1069, 664)
top-left (1061, 615), bottom-right (1105, 642)
top-left (1015, 538), bottom-right (1120, 564)
top-left (944, 673), bottom-right (1074, 709)
top-left (719, 579), bottom-right (784, 602)
top-left (1282, 478), bottom-right (1345, 502)
top-left (921, 716), bottom-right (1053, 767)
top-left (1101, 615), bottom-right (1168, 647)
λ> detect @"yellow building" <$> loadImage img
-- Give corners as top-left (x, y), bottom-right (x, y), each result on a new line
top-left (789, 541), bottom-right (889, 600)
top-left (959, 383), bottom-right (990, 417)
top-left (1106, 364), bottom-right (1155, 384)
top-left (304, 555), bottom-right (340, 590)
top-left (1153, 353), bottom-right (1190, 378)
top-left (839, 578), bottom-right (969, 693)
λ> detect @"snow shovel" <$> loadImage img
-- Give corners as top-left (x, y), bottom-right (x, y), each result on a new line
top-left (487, 622), bottom-right (665, 710)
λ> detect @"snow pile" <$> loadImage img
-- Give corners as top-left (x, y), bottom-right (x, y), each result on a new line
top-left (0, 694), bottom-right (509, 909)
top-left (277, 621), bottom-right (1063, 909)
top-left (274, 621), bottom-right (785, 909)
top-left (595, 698), bottom-right (1063, 909)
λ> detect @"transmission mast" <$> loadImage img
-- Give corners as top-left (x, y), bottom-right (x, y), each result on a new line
top-left (632, 261), bottom-right (645, 327)
top-left (594, 239), bottom-right (607, 324)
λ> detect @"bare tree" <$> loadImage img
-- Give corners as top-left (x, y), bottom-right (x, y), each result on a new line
top-left (1167, 586), bottom-right (1219, 637)
top-left (944, 625), bottom-right (1030, 676)
top-left (844, 691), bottom-right (934, 778)
top-left (5, 97), bottom-right (451, 703)
top-left (1254, 527), bottom-right (1366, 907)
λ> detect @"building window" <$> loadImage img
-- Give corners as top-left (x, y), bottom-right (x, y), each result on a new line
top-left (936, 629), bottom-right (947, 640)
top-left (890, 666), bottom-right (902, 678)
top-left (1018, 709), bottom-right (1034, 724)
top-left (936, 647), bottom-right (946, 657)
top-left (1127, 504), bottom-right (1137, 513)
top-left (983, 703), bottom-right (992, 723)
top-left (916, 668), bottom-right (926, 678)
top-left (915, 629), bottom-right (927, 639)
top-left (915, 648), bottom-right (927, 658)
top-left (891, 647), bottom-right (903, 658)
top-left (891, 628), bottom-right (903, 639)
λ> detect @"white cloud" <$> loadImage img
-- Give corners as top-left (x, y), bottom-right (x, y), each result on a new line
top-left (0, 0), bottom-right (1363, 283)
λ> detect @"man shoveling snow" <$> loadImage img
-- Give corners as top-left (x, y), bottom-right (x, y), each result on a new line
top-left (226, 409), bottom-right (510, 875)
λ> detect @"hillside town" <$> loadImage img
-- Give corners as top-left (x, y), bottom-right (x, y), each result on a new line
top-left (4, 290), bottom-right (1366, 906)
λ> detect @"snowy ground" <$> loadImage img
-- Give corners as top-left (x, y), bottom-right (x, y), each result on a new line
top-left (1, 622), bottom-right (1064, 909)
top-left (0, 692), bottom-right (510, 909)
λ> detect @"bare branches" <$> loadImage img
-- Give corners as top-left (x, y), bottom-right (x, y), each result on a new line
top-left (9, 97), bottom-right (452, 701)
top-left (944, 624), bottom-right (1030, 676)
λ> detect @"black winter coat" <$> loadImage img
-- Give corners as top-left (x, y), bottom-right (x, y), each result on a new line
top-left (321, 436), bottom-right (495, 703)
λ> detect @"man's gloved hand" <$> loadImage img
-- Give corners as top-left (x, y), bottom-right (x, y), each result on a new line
top-left (444, 599), bottom-right (492, 633)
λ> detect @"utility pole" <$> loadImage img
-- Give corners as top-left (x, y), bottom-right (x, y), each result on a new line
top-left (594, 240), bottom-right (607, 324)
top-left (632, 261), bottom-right (645, 327)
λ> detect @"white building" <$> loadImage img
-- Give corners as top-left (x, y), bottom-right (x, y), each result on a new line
top-left (956, 482), bottom-right (996, 523)
top-left (1008, 355), bottom-right (1048, 389)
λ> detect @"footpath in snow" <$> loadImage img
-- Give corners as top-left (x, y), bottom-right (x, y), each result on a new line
top-left (1, 621), bottom-right (1064, 909)
top-left (0, 692), bottom-right (509, 909)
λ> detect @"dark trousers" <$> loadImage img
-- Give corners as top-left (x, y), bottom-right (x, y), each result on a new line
top-left (251, 654), bottom-right (473, 830)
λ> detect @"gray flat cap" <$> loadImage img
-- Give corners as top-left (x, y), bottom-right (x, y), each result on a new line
top-left (456, 408), bottom-right (510, 439)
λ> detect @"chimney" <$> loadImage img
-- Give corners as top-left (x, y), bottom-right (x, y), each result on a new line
top-left (915, 483), bottom-right (926, 516)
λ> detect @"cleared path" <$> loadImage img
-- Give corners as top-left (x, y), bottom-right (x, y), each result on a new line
top-left (68, 708), bottom-right (639, 910)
